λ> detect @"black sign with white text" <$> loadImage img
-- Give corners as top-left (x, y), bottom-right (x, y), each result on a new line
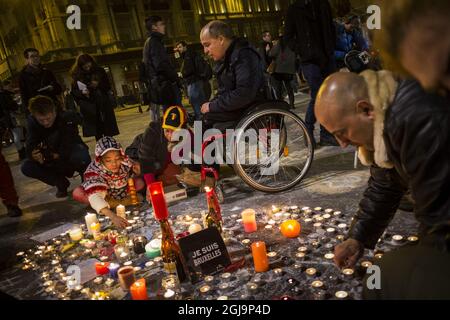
top-left (178, 227), bottom-right (231, 283)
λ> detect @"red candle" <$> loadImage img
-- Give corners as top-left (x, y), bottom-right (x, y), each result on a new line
top-left (241, 209), bottom-right (257, 233)
top-left (251, 241), bottom-right (269, 272)
top-left (95, 262), bottom-right (110, 275)
top-left (130, 278), bottom-right (148, 300)
top-left (149, 182), bottom-right (169, 221)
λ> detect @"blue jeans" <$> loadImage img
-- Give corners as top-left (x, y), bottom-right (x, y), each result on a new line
top-left (187, 80), bottom-right (207, 120)
top-left (21, 143), bottom-right (91, 189)
top-left (301, 62), bottom-right (336, 142)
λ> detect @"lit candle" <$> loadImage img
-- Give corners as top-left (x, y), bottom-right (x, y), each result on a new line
top-left (305, 268), bottom-right (317, 276)
top-left (145, 239), bottom-right (161, 258)
top-left (311, 280), bottom-right (324, 288)
top-left (149, 182), bottom-right (169, 221)
top-left (267, 251), bottom-right (277, 258)
top-left (251, 241), bottom-right (269, 272)
top-left (361, 261), bottom-right (373, 268)
top-left (407, 236), bottom-right (419, 242)
top-left (324, 253), bottom-right (335, 260)
top-left (91, 222), bottom-right (102, 241)
top-left (114, 245), bottom-right (129, 261)
top-left (280, 220), bottom-right (301, 238)
top-left (130, 278), bottom-right (148, 300)
top-left (108, 263), bottom-right (120, 279)
top-left (69, 226), bottom-right (83, 242)
top-left (188, 223), bottom-right (202, 234)
top-left (118, 266), bottom-right (136, 291)
top-left (342, 268), bottom-right (354, 276)
top-left (95, 262), bottom-right (110, 275)
top-left (199, 285), bottom-right (210, 294)
top-left (335, 291), bottom-right (348, 299)
top-left (241, 209), bottom-right (257, 233)
top-left (85, 213), bottom-right (98, 235)
top-left (132, 236), bottom-right (148, 254)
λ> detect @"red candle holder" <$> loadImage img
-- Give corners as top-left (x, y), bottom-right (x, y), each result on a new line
top-left (149, 182), bottom-right (169, 221)
top-left (95, 262), bottom-right (110, 275)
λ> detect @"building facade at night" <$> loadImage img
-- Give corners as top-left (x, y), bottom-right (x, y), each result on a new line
top-left (0, 0), bottom-right (370, 100)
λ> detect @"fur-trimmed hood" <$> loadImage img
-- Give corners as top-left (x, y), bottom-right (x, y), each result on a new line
top-left (357, 70), bottom-right (398, 169)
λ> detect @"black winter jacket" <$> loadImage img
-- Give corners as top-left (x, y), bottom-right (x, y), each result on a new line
top-left (19, 65), bottom-right (62, 111)
top-left (25, 111), bottom-right (84, 162)
top-left (284, 0), bottom-right (335, 69)
top-left (209, 38), bottom-right (267, 115)
top-left (180, 48), bottom-right (201, 85)
top-left (349, 80), bottom-right (450, 249)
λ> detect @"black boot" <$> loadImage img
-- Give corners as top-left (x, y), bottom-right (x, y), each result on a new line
top-left (6, 204), bottom-right (23, 217)
top-left (55, 178), bottom-right (70, 198)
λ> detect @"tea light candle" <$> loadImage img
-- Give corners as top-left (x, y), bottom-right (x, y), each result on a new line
top-left (145, 261), bottom-right (155, 268)
top-left (188, 223), bottom-right (202, 234)
top-left (125, 226), bottom-right (133, 233)
top-left (361, 261), bottom-right (373, 268)
top-left (100, 256), bottom-right (109, 262)
top-left (85, 213), bottom-right (98, 235)
top-left (105, 278), bottom-right (115, 287)
top-left (108, 263), bottom-right (120, 279)
top-left (342, 268), bottom-right (354, 276)
top-left (298, 246), bottom-right (308, 252)
top-left (251, 241), bottom-right (269, 273)
top-left (280, 220), bottom-right (301, 238)
top-left (267, 219), bottom-right (276, 225)
top-left (314, 207), bottom-right (322, 211)
top-left (313, 222), bottom-right (322, 228)
top-left (296, 252), bottom-right (306, 258)
top-left (164, 289), bottom-right (176, 299)
top-left (325, 208), bottom-right (334, 214)
top-left (219, 283), bottom-right (229, 290)
top-left (265, 225), bottom-right (273, 230)
top-left (204, 275), bottom-right (214, 282)
top-left (407, 236), bottom-right (419, 242)
top-left (323, 214), bottom-right (331, 219)
top-left (241, 239), bottom-right (251, 245)
top-left (69, 226), bottom-right (83, 242)
top-left (305, 268), bottom-right (317, 276)
top-left (374, 253), bottom-right (384, 259)
top-left (145, 239), bottom-right (161, 258)
top-left (185, 215), bottom-right (193, 222)
top-left (241, 209), bottom-right (257, 233)
top-left (326, 227), bottom-right (336, 233)
top-left (267, 251), bottom-right (277, 258)
top-left (221, 272), bottom-right (231, 279)
top-left (124, 261), bottom-right (133, 267)
top-left (271, 205), bottom-right (281, 213)
top-left (93, 277), bottom-right (103, 285)
top-left (273, 212), bottom-right (283, 220)
top-left (335, 291), bottom-right (348, 299)
top-left (392, 235), bottom-right (404, 242)
top-left (199, 285), bottom-right (211, 293)
top-left (130, 278), bottom-right (148, 300)
top-left (311, 280), bottom-right (324, 288)
top-left (333, 211), bottom-right (342, 216)
top-left (324, 253), bottom-right (335, 259)
top-left (217, 296), bottom-right (228, 300)
top-left (336, 235), bottom-right (345, 241)
top-left (118, 266), bottom-right (136, 291)
top-left (338, 223), bottom-right (347, 229)
top-left (116, 205), bottom-right (126, 219)
top-left (247, 282), bottom-right (258, 291)
top-left (95, 262), bottom-right (110, 275)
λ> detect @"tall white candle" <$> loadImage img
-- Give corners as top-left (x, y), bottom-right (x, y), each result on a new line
top-left (85, 213), bottom-right (98, 235)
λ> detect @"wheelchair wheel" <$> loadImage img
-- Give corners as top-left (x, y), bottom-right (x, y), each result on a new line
top-left (232, 108), bottom-right (314, 193)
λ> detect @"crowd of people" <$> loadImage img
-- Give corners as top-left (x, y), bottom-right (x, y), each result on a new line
top-left (0, 0), bottom-right (449, 299)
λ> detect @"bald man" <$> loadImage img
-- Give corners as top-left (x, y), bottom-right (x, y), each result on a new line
top-left (315, 71), bottom-right (450, 299)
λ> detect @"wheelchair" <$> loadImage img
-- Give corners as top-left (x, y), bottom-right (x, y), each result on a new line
top-left (199, 100), bottom-right (314, 201)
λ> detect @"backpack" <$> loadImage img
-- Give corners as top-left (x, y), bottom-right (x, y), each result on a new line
top-left (195, 54), bottom-right (213, 81)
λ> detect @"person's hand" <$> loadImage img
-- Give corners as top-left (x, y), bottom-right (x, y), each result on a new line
top-left (31, 149), bottom-right (44, 164)
top-left (265, 43), bottom-right (271, 52)
top-left (110, 214), bottom-right (129, 229)
top-left (334, 238), bottom-right (364, 268)
top-left (52, 153), bottom-right (60, 160)
top-left (82, 89), bottom-right (90, 97)
top-left (132, 161), bottom-right (141, 175)
top-left (201, 102), bottom-right (210, 114)
top-left (90, 80), bottom-right (99, 88)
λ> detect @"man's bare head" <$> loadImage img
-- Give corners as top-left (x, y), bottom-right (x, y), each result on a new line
top-left (315, 72), bottom-right (375, 150)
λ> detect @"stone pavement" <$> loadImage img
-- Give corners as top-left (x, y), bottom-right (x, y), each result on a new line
top-left (0, 93), bottom-right (417, 273)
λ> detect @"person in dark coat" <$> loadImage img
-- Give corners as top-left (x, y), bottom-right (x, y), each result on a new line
top-left (315, 71), bottom-right (450, 299)
top-left (142, 16), bottom-right (182, 122)
top-left (268, 36), bottom-right (297, 108)
top-left (284, 0), bottom-right (338, 146)
top-left (70, 54), bottom-right (119, 140)
top-left (334, 16), bottom-right (369, 69)
top-left (21, 96), bottom-right (91, 198)
top-left (18, 48), bottom-right (62, 112)
top-left (175, 41), bottom-right (209, 120)
top-left (199, 20), bottom-right (268, 130)
top-left (256, 30), bottom-right (273, 70)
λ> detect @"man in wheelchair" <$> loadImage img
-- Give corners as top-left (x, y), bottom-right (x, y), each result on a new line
top-left (199, 20), bottom-right (269, 132)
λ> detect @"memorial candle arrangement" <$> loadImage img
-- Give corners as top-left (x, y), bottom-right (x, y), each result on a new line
top-left (130, 278), bottom-right (148, 300)
top-left (241, 209), bottom-right (257, 233)
top-left (251, 241), bottom-right (269, 272)
top-left (149, 182), bottom-right (169, 221)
